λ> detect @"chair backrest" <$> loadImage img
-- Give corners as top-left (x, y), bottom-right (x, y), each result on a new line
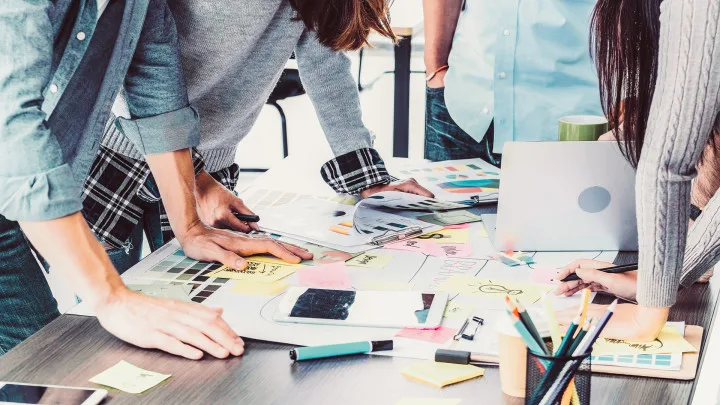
top-left (268, 69), bottom-right (306, 103)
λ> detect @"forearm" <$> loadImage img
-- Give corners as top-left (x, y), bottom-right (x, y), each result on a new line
top-left (635, 0), bottom-right (720, 307)
top-left (422, 0), bottom-right (463, 70)
top-left (146, 149), bottom-right (200, 238)
top-left (19, 213), bottom-right (125, 309)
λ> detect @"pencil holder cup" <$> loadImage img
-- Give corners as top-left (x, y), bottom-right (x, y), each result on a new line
top-left (498, 331), bottom-right (528, 397)
top-left (524, 349), bottom-right (591, 405)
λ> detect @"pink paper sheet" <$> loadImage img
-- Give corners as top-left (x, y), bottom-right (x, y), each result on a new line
top-left (296, 262), bottom-right (352, 289)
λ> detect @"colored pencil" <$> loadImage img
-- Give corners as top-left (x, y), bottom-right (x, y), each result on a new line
top-left (577, 289), bottom-right (591, 337)
top-left (543, 294), bottom-right (562, 349)
top-left (537, 300), bottom-right (618, 405)
top-left (560, 264), bottom-right (638, 282)
top-left (514, 298), bottom-right (548, 354)
top-left (508, 311), bottom-right (547, 356)
top-left (554, 316), bottom-right (580, 356)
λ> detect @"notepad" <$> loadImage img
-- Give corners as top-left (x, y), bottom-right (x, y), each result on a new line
top-left (592, 325), bottom-right (697, 356)
top-left (208, 260), bottom-right (300, 282)
top-left (230, 280), bottom-right (289, 296)
top-left (90, 360), bottom-right (171, 394)
top-left (401, 361), bottom-right (483, 388)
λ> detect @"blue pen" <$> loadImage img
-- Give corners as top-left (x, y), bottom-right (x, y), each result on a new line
top-left (289, 340), bottom-right (394, 361)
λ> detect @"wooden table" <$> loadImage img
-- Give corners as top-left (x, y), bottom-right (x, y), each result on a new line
top-left (1, 155), bottom-right (717, 404)
top-left (1, 253), bottom-right (716, 404)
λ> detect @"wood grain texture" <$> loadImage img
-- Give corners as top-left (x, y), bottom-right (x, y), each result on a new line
top-left (0, 255), bottom-right (716, 405)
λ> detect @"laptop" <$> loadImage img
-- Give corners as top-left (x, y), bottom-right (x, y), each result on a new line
top-left (482, 141), bottom-right (638, 251)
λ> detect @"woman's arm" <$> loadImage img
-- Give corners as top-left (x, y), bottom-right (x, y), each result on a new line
top-left (636, 0), bottom-right (720, 309)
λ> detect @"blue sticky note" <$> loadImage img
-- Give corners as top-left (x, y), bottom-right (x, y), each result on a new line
top-left (656, 354), bottom-right (672, 360)
top-left (655, 361), bottom-right (671, 366)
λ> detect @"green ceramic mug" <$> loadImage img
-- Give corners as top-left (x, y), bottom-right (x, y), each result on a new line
top-left (558, 115), bottom-right (609, 141)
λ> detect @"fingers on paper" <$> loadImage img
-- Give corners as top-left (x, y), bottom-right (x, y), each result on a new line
top-left (394, 178), bottom-right (435, 198)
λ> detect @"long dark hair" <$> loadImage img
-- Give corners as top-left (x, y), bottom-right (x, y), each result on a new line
top-left (289, 0), bottom-right (396, 51)
top-left (591, 0), bottom-right (662, 167)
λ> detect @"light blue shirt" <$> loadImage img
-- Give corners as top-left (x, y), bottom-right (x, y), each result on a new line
top-left (444, 0), bottom-right (603, 154)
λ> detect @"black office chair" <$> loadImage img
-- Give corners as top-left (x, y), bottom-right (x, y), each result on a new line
top-left (239, 68), bottom-right (306, 172)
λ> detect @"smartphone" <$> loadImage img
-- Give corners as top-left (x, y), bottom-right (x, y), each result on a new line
top-left (273, 287), bottom-right (448, 328)
top-left (0, 383), bottom-right (107, 405)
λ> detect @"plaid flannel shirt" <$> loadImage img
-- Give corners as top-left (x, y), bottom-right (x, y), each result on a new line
top-left (83, 127), bottom-right (391, 250)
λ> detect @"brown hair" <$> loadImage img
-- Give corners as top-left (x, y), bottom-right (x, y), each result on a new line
top-left (289, 0), bottom-right (396, 51)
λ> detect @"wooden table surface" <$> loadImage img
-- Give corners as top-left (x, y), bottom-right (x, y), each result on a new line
top-left (1, 251), bottom-right (716, 405)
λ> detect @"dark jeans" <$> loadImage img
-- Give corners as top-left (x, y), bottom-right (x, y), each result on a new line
top-left (0, 216), bottom-right (60, 354)
top-left (424, 86), bottom-right (502, 166)
top-left (106, 176), bottom-right (165, 274)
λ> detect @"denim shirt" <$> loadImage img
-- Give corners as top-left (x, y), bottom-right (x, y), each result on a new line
top-left (0, 0), bottom-right (200, 221)
top-left (444, 0), bottom-right (603, 153)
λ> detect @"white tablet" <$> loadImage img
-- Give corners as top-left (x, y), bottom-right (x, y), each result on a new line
top-left (273, 287), bottom-right (448, 329)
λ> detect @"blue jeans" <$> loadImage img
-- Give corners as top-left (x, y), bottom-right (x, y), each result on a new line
top-left (424, 86), bottom-right (502, 166)
top-left (106, 177), bottom-right (165, 274)
top-left (0, 215), bottom-right (60, 354)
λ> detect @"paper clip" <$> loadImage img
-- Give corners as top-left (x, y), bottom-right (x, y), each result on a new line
top-left (453, 316), bottom-right (484, 341)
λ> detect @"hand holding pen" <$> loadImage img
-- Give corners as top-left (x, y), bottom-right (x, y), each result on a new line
top-left (553, 259), bottom-right (638, 302)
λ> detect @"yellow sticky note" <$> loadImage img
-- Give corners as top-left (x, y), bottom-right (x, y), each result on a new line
top-left (89, 361), bottom-right (171, 394)
top-left (346, 253), bottom-right (393, 269)
top-left (438, 275), bottom-right (551, 304)
top-left (443, 301), bottom-right (472, 320)
top-left (401, 361), bottom-right (483, 388)
top-left (361, 280), bottom-right (412, 291)
top-left (230, 280), bottom-right (289, 295)
top-left (417, 229), bottom-right (470, 244)
top-left (208, 260), bottom-right (302, 282)
top-left (394, 399), bottom-right (462, 405)
top-left (592, 326), bottom-right (697, 356)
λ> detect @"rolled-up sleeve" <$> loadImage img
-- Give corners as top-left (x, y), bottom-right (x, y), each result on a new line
top-left (120, 0), bottom-right (199, 155)
top-left (0, 0), bottom-right (82, 221)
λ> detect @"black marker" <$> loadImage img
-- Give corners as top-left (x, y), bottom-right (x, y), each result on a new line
top-left (233, 213), bottom-right (260, 223)
top-left (560, 263), bottom-right (638, 282)
top-left (434, 349), bottom-right (497, 368)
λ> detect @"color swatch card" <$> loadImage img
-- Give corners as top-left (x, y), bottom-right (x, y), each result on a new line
top-left (396, 158), bottom-right (500, 203)
top-left (90, 361), bottom-right (171, 394)
top-left (257, 198), bottom-right (441, 253)
top-left (590, 322), bottom-right (686, 370)
top-left (401, 360), bottom-right (484, 388)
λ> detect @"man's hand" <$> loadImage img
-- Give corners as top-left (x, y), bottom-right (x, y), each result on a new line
top-left (360, 178), bottom-right (435, 199)
top-left (195, 171), bottom-right (259, 233)
top-left (96, 288), bottom-right (245, 359)
top-left (554, 259), bottom-right (638, 301)
top-left (176, 220), bottom-right (313, 270)
top-left (556, 303), bottom-right (668, 342)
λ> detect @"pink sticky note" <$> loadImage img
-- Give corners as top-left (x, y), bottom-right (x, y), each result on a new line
top-left (296, 262), bottom-right (352, 289)
top-left (444, 223), bottom-right (470, 230)
top-left (395, 326), bottom-right (457, 344)
top-left (530, 267), bottom-right (562, 285)
top-left (423, 242), bottom-right (473, 258)
top-left (385, 239), bottom-right (425, 253)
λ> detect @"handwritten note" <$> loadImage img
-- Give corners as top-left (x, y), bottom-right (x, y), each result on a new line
top-left (127, 284), bottom-right (191, 302)
top-left (417, 229), bottom-right (470, 244)
top-left (395, 326), bottom-right (457, 344)
top-left (361, 280), bottom-right (412, 291)
top-left (90, 361), bottom-right (171, 394)
top-left (592, 326), bottom-right (697, 356)
top-left (438, 275), bottom-right (551, 304)
top-left (296, 262), bottom-right (352, 289)
top-left (346, 253), bottom-right (393, 269)
top-left (401, 360), bottom-right (484, 388)
top-left (208, 260), bottom-right (301, 282)
top-left (395, 399), bottom-right (462, 405)
top-left (530, 267), bottom-right (562, 285)
top-left (443, 301), bottom-right (473, 320)
top-left (385, 239), bottom-right (426, 253)
top-left (230, 280), bottom-right (289, 296)
top-left (425, 243), bottom-right (473, 258)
